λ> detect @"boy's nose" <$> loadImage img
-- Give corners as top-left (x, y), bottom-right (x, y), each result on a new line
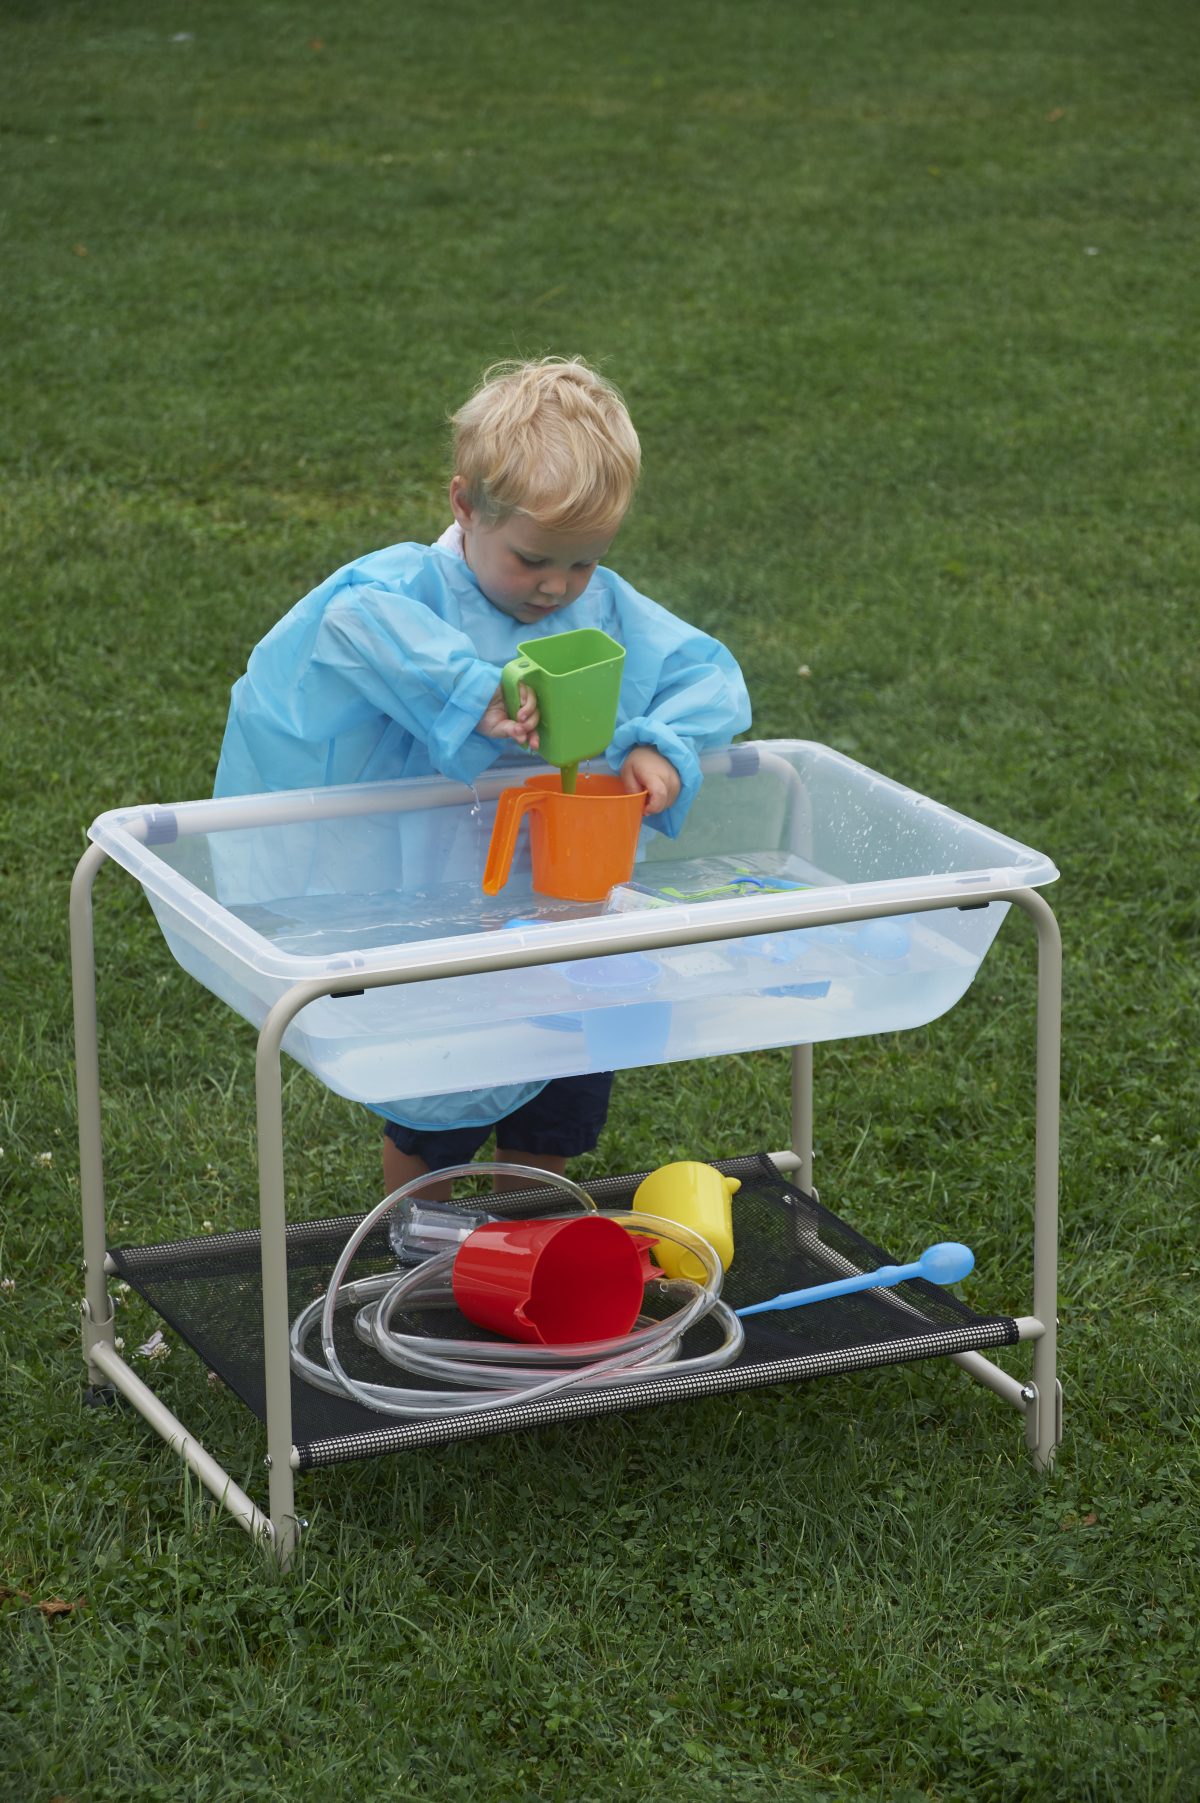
top-left (538, 569), bottom-right (567, 596)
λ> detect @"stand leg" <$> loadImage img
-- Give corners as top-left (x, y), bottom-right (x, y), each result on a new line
top-left (71, 844), bottom-right (116, 1389)
top-left (791, 1043), bottom-right (813, 1194)
top-left (1019, 889), bottom-right (1063, 1470)
top-left (256, 1018), bottom-right (301, 1569)
top-left (72, 842), bottom-right (276, 1547)
top-left (784, 896), bottom-right (1062, 1469)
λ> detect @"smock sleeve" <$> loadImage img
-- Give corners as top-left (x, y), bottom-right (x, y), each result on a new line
top-left (602, 577), bottom-right (752, 837)
top-left (312, 578), bottom-right (505, 786)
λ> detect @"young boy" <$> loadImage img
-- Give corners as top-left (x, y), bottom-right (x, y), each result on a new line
top-left (214, 356), bottom-right (751, 1194)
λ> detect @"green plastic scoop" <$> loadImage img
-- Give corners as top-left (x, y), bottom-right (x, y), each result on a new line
top-left (501, 627), bottom-right (625, 793)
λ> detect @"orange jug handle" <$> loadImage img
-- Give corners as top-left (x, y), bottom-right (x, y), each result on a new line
top-left (482, 786), bottom-right (540, 895)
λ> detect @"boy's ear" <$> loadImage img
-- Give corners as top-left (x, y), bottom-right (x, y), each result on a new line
top-left (449, 476), bottom-right (474, 527)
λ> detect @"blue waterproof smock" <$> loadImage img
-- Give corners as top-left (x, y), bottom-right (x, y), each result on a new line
top-left (214, 536), bottom-right (751, 1129)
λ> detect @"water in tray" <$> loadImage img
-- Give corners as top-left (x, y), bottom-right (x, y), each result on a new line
top-left (229, 851), bottom-right (833, 959)
top-left (230, 879), bottom-right (603, 959)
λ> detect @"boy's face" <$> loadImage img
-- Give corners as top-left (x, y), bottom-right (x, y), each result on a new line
top-left (450, 479), bottom-right (618, 626)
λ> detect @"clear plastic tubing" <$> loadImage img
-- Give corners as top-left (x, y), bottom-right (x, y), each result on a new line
top-left (290, 1162), bottom-right (745, 1417)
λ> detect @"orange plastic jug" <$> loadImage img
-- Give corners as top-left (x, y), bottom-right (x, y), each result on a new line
top-left (482, 773), bottom-right (647, 903)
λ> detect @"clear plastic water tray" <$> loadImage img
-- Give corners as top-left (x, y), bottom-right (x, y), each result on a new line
top-left (89, 742), bottom-right (1057, 1107)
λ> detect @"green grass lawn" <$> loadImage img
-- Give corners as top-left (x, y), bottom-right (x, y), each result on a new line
top-left (2, 0), bottom-right (1198, 1796)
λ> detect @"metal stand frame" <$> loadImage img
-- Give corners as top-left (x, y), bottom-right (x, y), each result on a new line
top-left (72, 842), bottom-right (1060, 1569)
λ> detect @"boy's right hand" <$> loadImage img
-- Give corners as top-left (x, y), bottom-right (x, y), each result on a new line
top-left (480, 682), bottom-right (540, 750)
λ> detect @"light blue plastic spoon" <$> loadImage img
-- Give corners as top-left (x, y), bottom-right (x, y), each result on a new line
top-left (735, 1241), bottom-right (974, 1318)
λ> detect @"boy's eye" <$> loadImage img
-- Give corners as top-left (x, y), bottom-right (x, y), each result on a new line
top-left (513, 552), bottom-right (596, 573)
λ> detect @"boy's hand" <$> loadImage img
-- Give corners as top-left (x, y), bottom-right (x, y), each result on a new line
top-left (620, 745), bottom-right (681, 816)
top-left (480, 682), bottom-right (539, 749)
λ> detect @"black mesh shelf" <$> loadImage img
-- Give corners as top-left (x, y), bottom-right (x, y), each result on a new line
top-left (109, 1154), bottom-right (1018, 1470)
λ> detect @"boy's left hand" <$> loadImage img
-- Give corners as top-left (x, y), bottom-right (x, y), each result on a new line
top-left (620, 745), bottom-right (681, 816)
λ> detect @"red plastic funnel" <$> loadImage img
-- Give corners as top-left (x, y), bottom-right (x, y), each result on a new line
top-left (452, 1215), bottom-right (647, 1346)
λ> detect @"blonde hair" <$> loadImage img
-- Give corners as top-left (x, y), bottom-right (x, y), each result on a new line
top-left (451, 356), bottom-right (641, 533)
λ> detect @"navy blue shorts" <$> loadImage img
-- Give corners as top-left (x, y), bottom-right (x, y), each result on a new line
top-left (382, 1071), bottom-right (615, 1171)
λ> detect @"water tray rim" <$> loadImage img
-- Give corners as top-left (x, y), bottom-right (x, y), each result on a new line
top-left (86, 740), bottom-right (1059, 984)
